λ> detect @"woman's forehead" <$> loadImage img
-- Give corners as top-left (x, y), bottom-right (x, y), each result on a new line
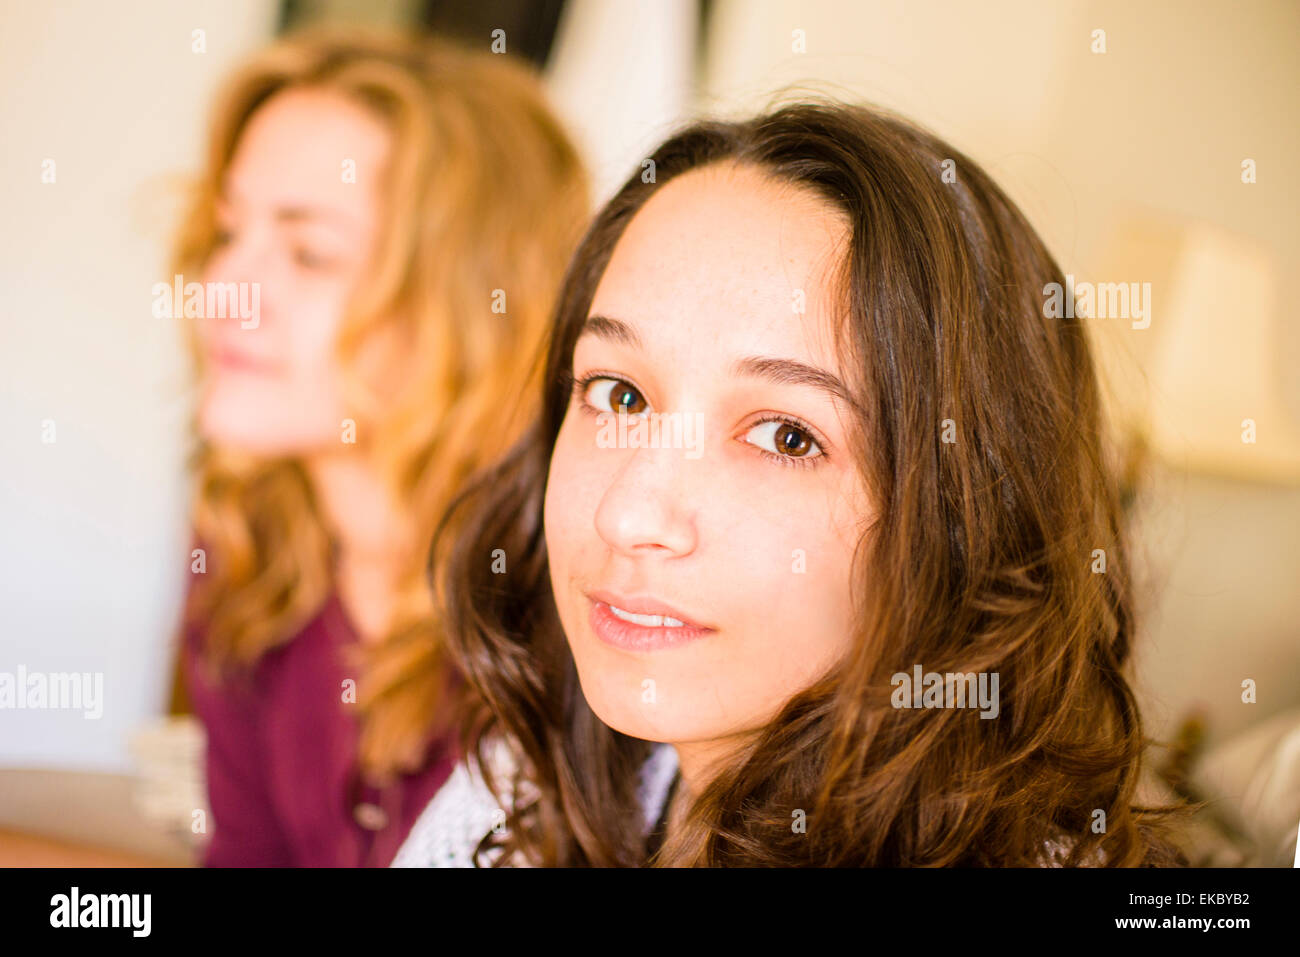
top-left (587, 164), bottom-right (850, 369)
top-left (223, 87), bottom-right (389, 219)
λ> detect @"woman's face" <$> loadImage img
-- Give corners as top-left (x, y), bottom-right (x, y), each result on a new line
top-left (544, 162), bottom-right (873, 786)
top-left (197, 87), bottom-right (390, 455)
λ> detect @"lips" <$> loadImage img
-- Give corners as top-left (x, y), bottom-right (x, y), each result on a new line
top-left (585, 589), bottom-right (715, 652)
top-left (211, 344), bottom-right (277, 373)
top-left (608, 604), bottom-right (686, 628)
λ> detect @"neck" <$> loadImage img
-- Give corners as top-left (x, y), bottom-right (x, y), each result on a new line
top-left (303, 449), bottom-right (410, 644)
top-left (664, 734), bottom-right (751, 847)
top-left (671, 736), bottom-right (744, 796)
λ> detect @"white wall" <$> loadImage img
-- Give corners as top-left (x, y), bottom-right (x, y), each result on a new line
top-left (0, 0), bottom-right (278, 771)
top-left (545, 0), bottom-right (698, 205)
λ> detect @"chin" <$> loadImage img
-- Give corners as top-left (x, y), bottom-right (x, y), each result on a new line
top-left (202, 433), bottom-right (293, 457)
top-left (581, 687), bottom-right (675, 745)
top-left (568, 646), bottom-right (706, 747)
top-left (197, 395), bottom-right (330, 458)
top-left (199, 415), bottom-right (314, 458)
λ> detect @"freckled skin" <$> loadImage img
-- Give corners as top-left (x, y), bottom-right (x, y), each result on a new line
top-left (543, 163), bottom-right (874, 789)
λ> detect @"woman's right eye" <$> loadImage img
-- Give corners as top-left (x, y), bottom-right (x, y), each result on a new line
top-left (582, 377), bottom-right (648, 416)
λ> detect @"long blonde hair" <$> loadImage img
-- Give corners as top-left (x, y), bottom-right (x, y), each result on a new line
top-left (172, 26), bottom-right (588, 782)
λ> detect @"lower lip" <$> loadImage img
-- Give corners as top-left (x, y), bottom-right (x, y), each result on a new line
top-left (213, 349), bottom-right (274, 374)
top-left (588, 600), bottom-right (713, 652)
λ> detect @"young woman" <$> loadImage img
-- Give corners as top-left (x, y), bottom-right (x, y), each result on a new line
top-left (172, 28), bottom-right (588, 866)
top-left (395, 101), bottom-right (1188, 868)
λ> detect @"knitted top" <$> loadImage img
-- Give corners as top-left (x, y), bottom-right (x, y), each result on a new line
top-left (391, 740), bottom-right (680, 867)
top-left (392, 738), bottom-right (1087, 867)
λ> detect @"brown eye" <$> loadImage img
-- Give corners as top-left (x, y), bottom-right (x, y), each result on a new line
top-left (776, 424), bottom-right (812, 456)
top-left (745, 420), bottom-right (823, 460)
top-left (615, 383), bottom-right (647, 415)
top-left (585, 378), bottom-right (648, 415)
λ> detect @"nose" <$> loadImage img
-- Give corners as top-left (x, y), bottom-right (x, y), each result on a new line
top-left (593, 442), bottom-right (699, 559)
top-left (202, 222), bottom-right (276, 326)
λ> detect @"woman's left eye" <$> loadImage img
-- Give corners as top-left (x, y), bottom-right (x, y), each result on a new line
top-left (293, 247), bottom-right (335, 270)
top-left (745, 420), bottom-right (823, 461)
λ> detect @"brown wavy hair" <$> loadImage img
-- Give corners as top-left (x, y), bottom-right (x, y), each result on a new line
top-left (172, 26), bottom-right (589, 782)
top-left (434, 100), bottom-right (1189, 865)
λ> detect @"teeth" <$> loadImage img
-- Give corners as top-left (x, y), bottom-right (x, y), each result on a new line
top-left (608, 604), bottom-right (685, 628)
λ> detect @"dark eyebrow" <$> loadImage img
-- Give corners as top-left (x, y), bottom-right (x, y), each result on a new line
top-left (580, 315), bottom-right (642, 348)
top-left (731, 356), bottom-right (850, 403)
top-left (580, 315), bottom-right (848, 402)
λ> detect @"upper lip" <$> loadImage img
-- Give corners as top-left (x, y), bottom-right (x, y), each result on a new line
top-left (587, 589), bottom-right (715, 630)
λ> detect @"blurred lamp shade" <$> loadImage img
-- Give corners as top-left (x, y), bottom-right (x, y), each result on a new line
top-left (1096, 219), bottom-right (1300, 485)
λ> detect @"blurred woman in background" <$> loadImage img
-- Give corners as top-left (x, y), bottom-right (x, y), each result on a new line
top-left (170, 27), bottom-right (588, 866)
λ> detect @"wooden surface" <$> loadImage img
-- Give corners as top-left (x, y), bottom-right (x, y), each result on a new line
top-left (0, 769), bottom-right (196, 867)
top-left (0, 827), bottom-right (187, 867)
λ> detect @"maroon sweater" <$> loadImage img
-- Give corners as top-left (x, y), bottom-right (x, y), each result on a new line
top-left (181, 591), bottom-right (456, 867)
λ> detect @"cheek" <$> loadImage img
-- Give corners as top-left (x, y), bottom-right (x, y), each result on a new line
top-left (288, 293), bottom-right (345, 363)
top-left (198, 367), bottom-right (345, 454)
top-left (197, 299), bottom-right (350, 454)
top-left (669, 483), bottom-right (859, 729)
top-left (543, 411), bottom-right (609, 582)
top-left (743, 492), bottom-right (859, 676)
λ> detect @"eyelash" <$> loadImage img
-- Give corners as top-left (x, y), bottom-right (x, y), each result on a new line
top-left (211, 228), bottom-right (333, 271)
top-left (571, 371), bottom-right (830, 470)
top-left (749, 413), bottom-right (829, 470)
